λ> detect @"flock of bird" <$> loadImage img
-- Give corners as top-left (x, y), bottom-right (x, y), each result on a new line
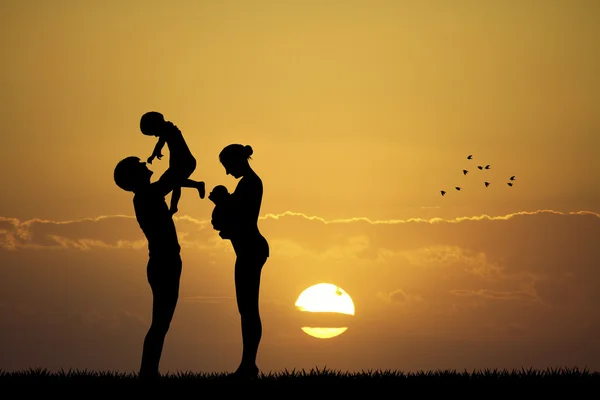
top-left (440, 154), bottom-right (516, 196)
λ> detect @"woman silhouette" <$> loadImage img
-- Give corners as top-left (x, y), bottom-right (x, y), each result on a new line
top-left (218, 144), bottom-right (269, 379)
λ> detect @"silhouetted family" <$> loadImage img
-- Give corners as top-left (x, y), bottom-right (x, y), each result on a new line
top-left (114, 111), bottom-right (269, 381)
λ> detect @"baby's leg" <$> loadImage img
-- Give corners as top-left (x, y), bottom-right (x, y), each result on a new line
top-left (180, 179), bottom-right (205, 199)
top-left (170, 155), bottom-right (197, 179)
top-left (170, 186), bottom-right (182, 215)
top-left (168, 156), bottom-right (203, 199)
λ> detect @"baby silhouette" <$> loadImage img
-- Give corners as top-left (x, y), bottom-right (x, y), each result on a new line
top-left (140, 111), bottom-right (205, 214)
top-left (209, 185), bottom-right (234, 240)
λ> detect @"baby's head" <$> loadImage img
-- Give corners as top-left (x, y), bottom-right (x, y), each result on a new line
top-left (140, 111), bottom-right (169, 136)
top-left (208, 185), bottom-right (230, 204)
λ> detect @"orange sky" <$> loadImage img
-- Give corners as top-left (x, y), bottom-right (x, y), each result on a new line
top-left (1, 0), bottom-right (599, 373)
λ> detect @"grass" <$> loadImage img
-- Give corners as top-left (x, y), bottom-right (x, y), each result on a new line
top-left (1, 366), bottom-right (598, 393)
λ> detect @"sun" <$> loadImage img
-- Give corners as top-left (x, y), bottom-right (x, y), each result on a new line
top-left (295, 283), bottom-right (355, 339)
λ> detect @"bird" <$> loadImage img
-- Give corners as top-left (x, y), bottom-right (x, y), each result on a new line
top-left (477, 166), bottom-right (483, 170)
top-left (441, 190), bottom-right (446, 196)
top-left (455, 186), bottom-right (461, 191)
top-left (467, 155), bottom-right (473, 159)
top-left (507, 182), bottom-right (513, 186)
top-left (463, 170), bottom-right (468, 175)
top-left (485, 165), bottom-right (491, 169)
top-left (510, 176), bottom-right (515, 180)
top-left (484, 182), bottom-right (490, 187)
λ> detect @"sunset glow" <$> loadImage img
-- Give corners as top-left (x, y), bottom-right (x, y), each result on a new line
top-left (1, 0), bottom-right (599, 375)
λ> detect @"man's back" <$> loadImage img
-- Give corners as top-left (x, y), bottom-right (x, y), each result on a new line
top-left (134, 184), bottom-right (181, 258)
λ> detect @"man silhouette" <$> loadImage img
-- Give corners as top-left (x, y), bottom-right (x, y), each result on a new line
top-left (113, 155), bottom-right (188, 380)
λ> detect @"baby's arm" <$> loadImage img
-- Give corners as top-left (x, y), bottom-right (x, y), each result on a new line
top-left (147, 137), bottom-right (166, 164)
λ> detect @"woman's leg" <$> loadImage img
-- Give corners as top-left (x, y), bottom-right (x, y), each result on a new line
top-left (234, 255), bottom-right (267, 374)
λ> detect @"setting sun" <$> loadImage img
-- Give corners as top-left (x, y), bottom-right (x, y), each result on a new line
top-left (295, 283), bottom-right (355, 339)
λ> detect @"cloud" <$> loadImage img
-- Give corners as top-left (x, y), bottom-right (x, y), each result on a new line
top-left (2, 208), bottom-right (598, 313)
top-left (378, 288), bottom-right (425, 304)
top-left (1, 208), bottom-right (599, 371)
top-left (182, 296), bottom-right (235, 304)
top-left (263, 209), bottom-right (599, 225)
top-left (0, 215), bottom-right (212, 250)
top-left (450, 289), bottom-right (540, 303)
top-left (1, 209), bottom-right (597, 251)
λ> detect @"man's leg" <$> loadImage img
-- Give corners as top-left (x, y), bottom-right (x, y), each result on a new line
top-left (139, 256), bottom-right (182, 380)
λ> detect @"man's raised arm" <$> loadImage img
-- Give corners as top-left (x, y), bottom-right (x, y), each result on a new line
top-left (150, 167), bottom-right (185, 198)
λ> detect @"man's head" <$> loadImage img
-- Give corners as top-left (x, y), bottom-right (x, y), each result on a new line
top-left (140, 111), bottom-right (168, 136)
top-left (114, 156), bottom-right (153, 192)
top-left (208, 185), bottom-right (230, 204)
